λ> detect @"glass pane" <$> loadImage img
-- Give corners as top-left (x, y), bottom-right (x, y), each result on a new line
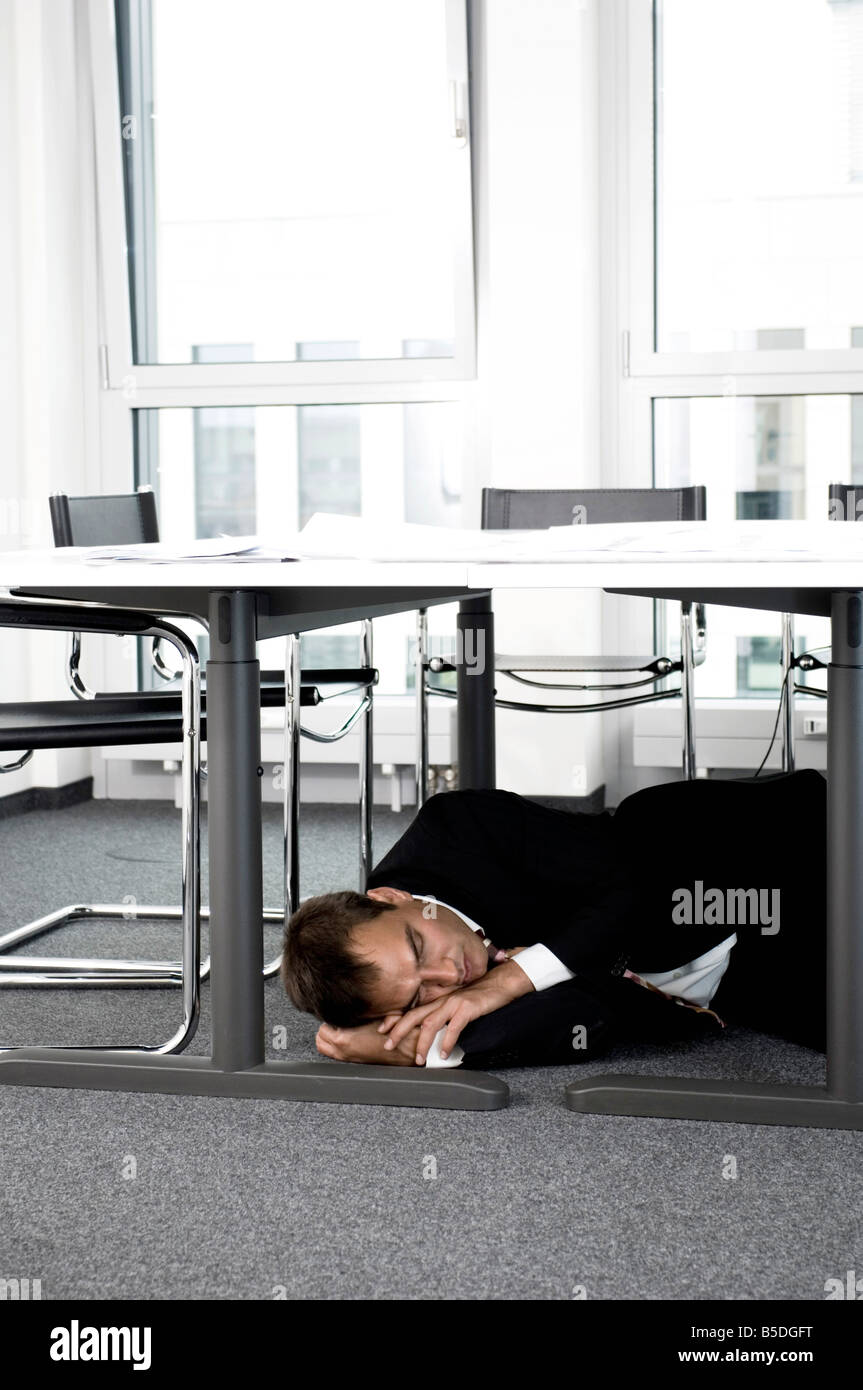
top-left (192, 345), bottom-right (256, 535)
top-left (655, 0), bottom-right (863, 352)
top-left (300, 633), bottom-right (360, 670)
top-left (134, 400), bottom-right (464, 692)
top-left (117, 0), bottom-right (458, 364)
top-left (653, 394), bottom-right (859, 696)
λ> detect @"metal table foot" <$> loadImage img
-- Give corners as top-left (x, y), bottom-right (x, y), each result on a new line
top-left (0, 1049), bottom-right (509, 1110)
top-left (564, 1075), bottom-right (863, 1129)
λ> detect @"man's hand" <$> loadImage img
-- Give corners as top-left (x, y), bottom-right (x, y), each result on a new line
top-left (315, 1015), bottom-right (421, 1066)
top-left (377, 956), bottom-right (535, 1065)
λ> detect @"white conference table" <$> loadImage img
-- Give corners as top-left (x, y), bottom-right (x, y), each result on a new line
top-left (0, 545), bottom-right (861, 1128)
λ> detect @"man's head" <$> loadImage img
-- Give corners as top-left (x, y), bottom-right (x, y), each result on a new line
top-left (281, 886), bottom-right (490, 1027)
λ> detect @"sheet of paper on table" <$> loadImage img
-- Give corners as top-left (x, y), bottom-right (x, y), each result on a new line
top-left (19, 537), bottom-right (302, 565)
top-left (290, 514), bottom-right (863, 563)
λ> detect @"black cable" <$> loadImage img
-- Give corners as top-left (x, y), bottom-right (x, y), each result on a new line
top-left (753, 663), bottom-right (793, 778)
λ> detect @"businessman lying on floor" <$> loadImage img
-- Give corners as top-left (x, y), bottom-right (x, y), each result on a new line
top-left (280, 769), bottom-right (827, 1070)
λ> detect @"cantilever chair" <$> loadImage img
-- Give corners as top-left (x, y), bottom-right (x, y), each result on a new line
top-left (416, 486), bottom-right (708, 802)
top-left (0, 491), bottom-right (377, 993)
top-left (0, 593), bottom-right (201, 1053)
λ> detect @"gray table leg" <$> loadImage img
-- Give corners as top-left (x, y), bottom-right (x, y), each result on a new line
top-left (206, 591), bottom-right (265, 1071)
top-left (457, 595), bottom-right (496, 790)
top-left (826, 589), bottom-right (863, 1102)
top-left (565, 589), bottom-right (863, 1129)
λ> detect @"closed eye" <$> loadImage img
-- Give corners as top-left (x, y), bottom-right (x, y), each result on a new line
top-left (406, 924), bottom-right (423, 1010)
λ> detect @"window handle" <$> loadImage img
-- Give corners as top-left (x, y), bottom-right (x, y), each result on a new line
top-left (450, 80), bottom-right (467, 146)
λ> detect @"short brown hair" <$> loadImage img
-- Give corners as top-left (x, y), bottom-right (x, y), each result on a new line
top-left (280, 890), bottom-right (397, 1026)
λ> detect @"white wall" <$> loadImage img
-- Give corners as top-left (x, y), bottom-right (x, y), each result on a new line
top-left (0, 0), bottom-right (100, 792)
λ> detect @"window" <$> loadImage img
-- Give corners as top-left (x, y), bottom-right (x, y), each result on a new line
top-left (655, 0), bottom-right (863, 354)
top-left (134, 401), bottom-right (465, 690)
top-left (192, 346), bottom-right (256, 536)
top-left (615, 0), bottom-right (863, 705)
top-left (101, 0), bottom-right (474, 385)
top-left (92, 0), bottom-right (475, 698)
top-left (652, 392), bottom-right (860, 695)
top-left (296, 343), bottom-right (362, 529)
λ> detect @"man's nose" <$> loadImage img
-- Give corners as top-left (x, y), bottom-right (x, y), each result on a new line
top-left (427, 958), bottom-right (460, 986)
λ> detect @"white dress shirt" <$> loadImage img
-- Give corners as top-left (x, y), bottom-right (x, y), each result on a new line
top-left (410, 895), bottom-right (736, 1068)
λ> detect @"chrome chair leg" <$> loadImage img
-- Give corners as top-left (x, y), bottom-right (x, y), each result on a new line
top-left (680, 602), bottom-right (697, 780)
top-left (781, 612), bottom-right (795, 772)
top-left (261, 632), bottom-right (302, 980)
top-left (359, 619), bottom-right (374, 886)
top-left (416, 608), bottom-right (429, 808)
top-left (0, 607), bottom-right (202, 1055)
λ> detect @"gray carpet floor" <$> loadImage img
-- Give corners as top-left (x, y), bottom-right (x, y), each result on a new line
top-left (0, 798), bottom-right (859, 1301)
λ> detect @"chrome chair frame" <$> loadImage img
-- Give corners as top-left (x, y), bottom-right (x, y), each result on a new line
top-left (417, 607), bottom-right (706, 802)
top-left (415, 487), bottom-right (709, 803)
top-left (282, 619), bottom-right (375, 939)
top-left (1, 617), bottom-right (375, 990)
top-left (11, 491), bottom-right (376, 993)
top-left (0, 593), bottom-right (201, 1055)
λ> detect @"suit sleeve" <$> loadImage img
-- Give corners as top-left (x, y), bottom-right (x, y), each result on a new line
top-left (532, 863), bottom-right (642, 978)
top-left (410, 791), bottom-right (642, 976)
top-left (454, 971), bottom-right (725, 1070)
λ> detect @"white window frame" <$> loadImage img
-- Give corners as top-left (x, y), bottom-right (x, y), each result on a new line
top-left (596, 0), bottom-right (863, 790)
top-left (83, 0), bottom-right (476, 751)
top-left (618, 0), bottom-right (863, 474)
top-left (87, 0), bottom-right (476, 405)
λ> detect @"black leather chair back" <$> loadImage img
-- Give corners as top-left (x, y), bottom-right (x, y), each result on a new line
top-left (828, 483), bottom-right (863, 521)
top-left (49, 491), bottom-right (159, 548)
top-left (481, 485), bottom-right (706, 530)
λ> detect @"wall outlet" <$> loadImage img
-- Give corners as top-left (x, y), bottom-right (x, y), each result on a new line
top-left (803, 714), bottom-right (827, 737)
top-left (570, 764), bottom-right (587, 793)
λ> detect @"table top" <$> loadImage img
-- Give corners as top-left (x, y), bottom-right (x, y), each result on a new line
top-left (0, 549), bottom-right (861, 592)
top-left (0, 538), bottom-right (861, 623)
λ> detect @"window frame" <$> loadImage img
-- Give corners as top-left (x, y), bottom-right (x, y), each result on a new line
top-left (626, 0), bottom-right (863, 386)
top-left (602, 0), bottom-right (863, 716)
top-left (88, 0), bottom-right (477, 401)
top-left (85, 0), bottom-right (477, 710)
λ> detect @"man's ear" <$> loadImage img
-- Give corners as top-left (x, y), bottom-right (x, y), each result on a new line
top-left (367, 886), bottom-right (414, 906)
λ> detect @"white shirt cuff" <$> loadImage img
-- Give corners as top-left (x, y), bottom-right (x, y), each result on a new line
top-left (424, 1027), bottom-right (465, 1068)
top-left (423, 946), bottom-right (575, 1065)
top-left (511, 943), bottom-right (575, 991)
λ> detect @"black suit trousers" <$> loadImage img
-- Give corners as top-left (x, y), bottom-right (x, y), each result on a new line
top-left (457, 770), bottom-right (828, 1066)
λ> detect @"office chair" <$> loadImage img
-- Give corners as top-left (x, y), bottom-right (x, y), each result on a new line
top-left (0, 593), bottom-right (201, 1053)
top-left (415, 486), bottom-right (708, 802)
top-left (0, 491), bottom-right (377, 991)
top-left (51, 488), bottom-right (377, 900)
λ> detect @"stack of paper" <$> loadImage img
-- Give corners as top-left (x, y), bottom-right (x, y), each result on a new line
top-left (55, 537), bottom-right (301, 565)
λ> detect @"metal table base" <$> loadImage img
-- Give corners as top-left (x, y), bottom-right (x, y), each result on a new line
top-left (564, 1077), bottom-right (863, 1129)
top-left (0, 1050), bottom-right (508, 1109)
top-left (565, 589), bottom-right (863, 1131)
top-left (0, 591), bottom-right (505, 1111)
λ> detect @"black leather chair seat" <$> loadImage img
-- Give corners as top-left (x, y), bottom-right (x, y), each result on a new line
top-left (0, 685), bottom-right (322, 751)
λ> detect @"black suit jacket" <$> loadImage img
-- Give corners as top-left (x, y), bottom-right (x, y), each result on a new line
top-left (365, 771), bottom-right (827, 1065)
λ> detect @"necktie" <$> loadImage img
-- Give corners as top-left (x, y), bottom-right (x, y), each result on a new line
top-left (474, 928), bottom-right (509, 965)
